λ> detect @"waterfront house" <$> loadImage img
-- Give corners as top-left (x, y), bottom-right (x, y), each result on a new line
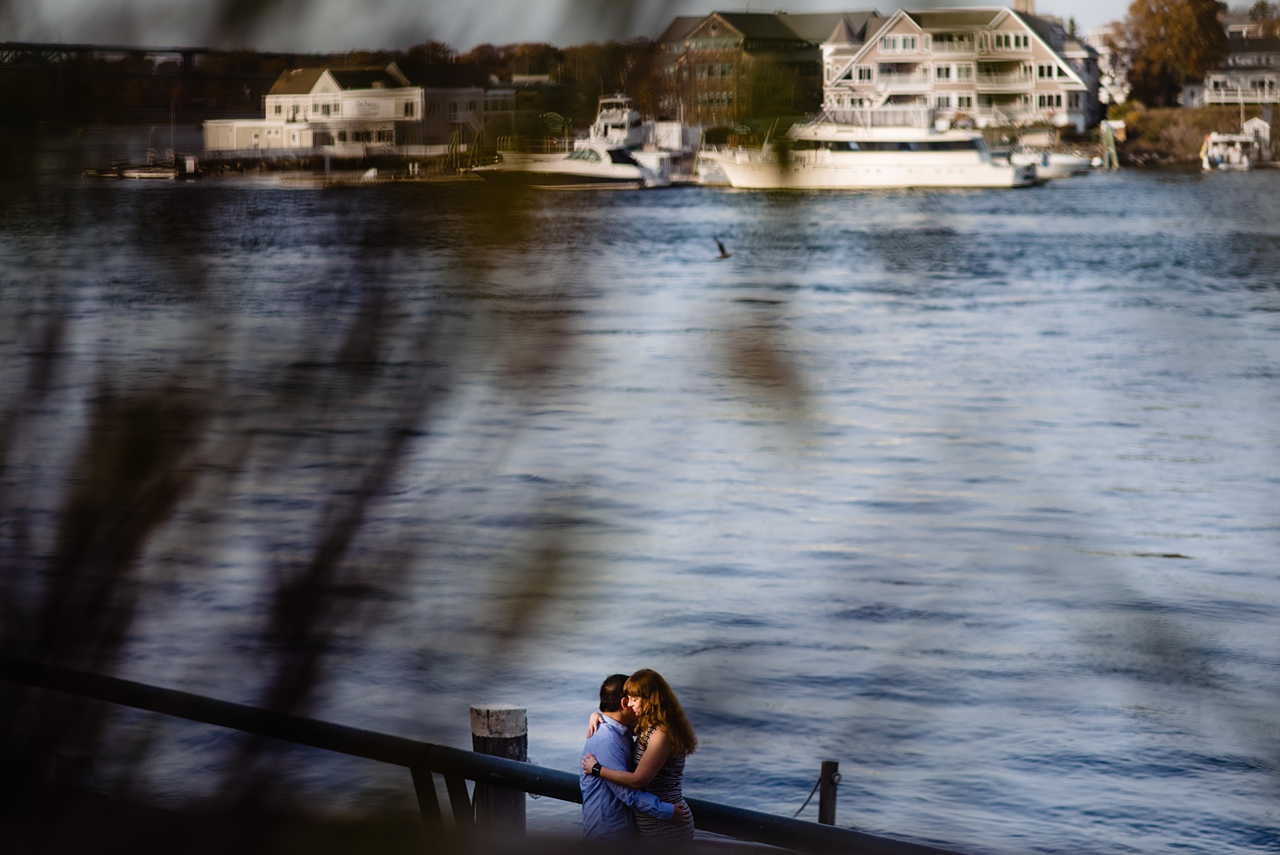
top-left (1184, 35), bottom-right (1280, 107)
top-left (204, 62), bottom-right (422, 152)
top-left (202, 61), bottom-right (492, 153)
top-left (822, 3), bottom-right (1100, 133)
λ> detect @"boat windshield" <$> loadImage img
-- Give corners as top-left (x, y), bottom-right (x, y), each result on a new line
top-left (606, 149), bottom-right (640, 166)
top-left (567, 148), bottom-right (602, 162)
top-left (791, 139), bottom-right (980, 151)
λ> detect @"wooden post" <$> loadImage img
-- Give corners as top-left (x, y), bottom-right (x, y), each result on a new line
top-left (818, 760), bottom-right (840, 826)
top-left (470, 703), bottom-right (527, 835)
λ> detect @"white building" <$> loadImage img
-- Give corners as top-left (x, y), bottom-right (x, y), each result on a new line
top-left (1084, 25), bottom-right (1129, 107)
top-left (1194, 36), bottom-right (1280, 106)
top-left (203, 62), bottom-right (493, 153)
top-left (204, 62), bottom-right (424, 152)
top-left (822, 5), bottom-right (1101, 133)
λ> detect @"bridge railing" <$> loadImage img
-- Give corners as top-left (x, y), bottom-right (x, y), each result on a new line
top-left (0, 655), bottom-right (962, 855)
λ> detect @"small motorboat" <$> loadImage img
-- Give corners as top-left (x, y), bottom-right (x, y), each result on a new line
top-left (120, 166), bottom-right (179, 180)
top-left (1200, 133), bottom-right (1255, 171)
top-left (1009, 149), bottom-right (1093, 180)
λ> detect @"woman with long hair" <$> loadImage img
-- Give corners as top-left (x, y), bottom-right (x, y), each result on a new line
top-left (582, 669), bottom-right (697, 842)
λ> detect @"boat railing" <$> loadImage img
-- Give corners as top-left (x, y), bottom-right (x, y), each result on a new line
top-left (0, 655), bottom-right (965, 855)
top-left (495, 135), bottom-right (575, 154)
top-left (816, 106), bottom-right (935, 129)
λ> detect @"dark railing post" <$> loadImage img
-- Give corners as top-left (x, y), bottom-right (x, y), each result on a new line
top-left (818, 760), bottom-right (840, 825)
top-left (410, 761), bottom-right (444, 836)
top-left (470, 704), bottom-right (527, 835)
top-left (443, 774), bottom-right (474, 832)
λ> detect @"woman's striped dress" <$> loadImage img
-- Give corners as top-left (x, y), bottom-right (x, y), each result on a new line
top-left (632, 726), bottom-right (695, 842)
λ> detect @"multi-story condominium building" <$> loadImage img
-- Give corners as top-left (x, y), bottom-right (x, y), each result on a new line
top-left (822, 6), bottom-right (1101, 133)
top-left (656, 11), bottom-right (881, 124)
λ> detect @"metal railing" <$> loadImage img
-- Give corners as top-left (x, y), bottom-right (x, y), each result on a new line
top-left (931, 41), bottom-right (975, 55)
top-left (0, 655), bottom-right (963, 855)
top-left (817, 106), bottom-right (936, 129)
top-left (494, 136), bottom-right (575, 154)
top-left (1201, 87), bottom-right (1280, 105)
top-left (976, 72), bottom-right (1033, 88)
top-left (874, 71), bottom-right (933, 87)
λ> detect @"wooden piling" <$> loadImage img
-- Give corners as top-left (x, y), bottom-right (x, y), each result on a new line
top-left (818, 760), bottom-right (840, 826)
top-left (470, 703), bottom-right (527, 834)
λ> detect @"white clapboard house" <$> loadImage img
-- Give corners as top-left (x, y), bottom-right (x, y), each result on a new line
top-left (203, 62), bottom-right (487, 153)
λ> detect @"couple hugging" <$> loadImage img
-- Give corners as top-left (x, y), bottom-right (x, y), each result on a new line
top-left (579, 669), bottom-right (697, 843)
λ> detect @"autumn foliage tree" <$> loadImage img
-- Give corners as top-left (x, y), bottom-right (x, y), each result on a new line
top-left (1109, 0), bottom-right (1229, 106)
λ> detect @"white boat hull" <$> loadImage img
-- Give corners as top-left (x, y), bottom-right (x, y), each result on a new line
top-left (473, 143), bottom-right (666, 190)
top-left (1010, 151), bottom-right (1092, 180)
top-left (703, 149), bottom-right (1035, 189)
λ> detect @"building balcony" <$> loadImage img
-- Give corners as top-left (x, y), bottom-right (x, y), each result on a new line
top-left (1203, 87), bottom-right (1280, 104)
top-left (979, 45), bottom-right (1034, 58)
top-left (875, 70), bottom-right (933, 91)
top-left (930, 41), bottom-right (975, 55)
top-left (976, 72), bottom-right (1033, 90)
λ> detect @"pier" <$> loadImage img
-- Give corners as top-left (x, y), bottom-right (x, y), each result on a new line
top-left (0, 655), bottom-right (962, 855)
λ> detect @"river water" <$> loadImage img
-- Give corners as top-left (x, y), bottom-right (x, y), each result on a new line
top-left (2, 128), bottom-right (1279, 854)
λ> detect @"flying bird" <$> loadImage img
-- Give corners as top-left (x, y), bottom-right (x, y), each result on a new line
top-left (715, 237), bottom-right (732, 259)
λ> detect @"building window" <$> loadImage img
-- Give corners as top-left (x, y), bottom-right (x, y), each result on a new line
top-left (696, 91), bottom-right (734, 107)
top-left (274, 104), bottom-right (282, 114)
top-left (994, 33), bottom-right (1026, 49)
top-left (468, 101), bottom-right (478, 111)
top-left (427, 101), bottom-right (439, 115)
top-left (697, 63), bottom-right (735, 79)
top-left (322, 104), bottom-right (330, 116)
top-left (936, 64), bottom-right (952, 80)
top-left (881, 35), bottom-right (898, 51)
top-left (956, 94), bottom-right (973, 108)
top-left (956, 63), bottom-right (973, 80)
top-left (377, 129), bottom-right (394, 142)
top-left (337, 131), bottom-right (347, 142)
top-left (936, 95), bottom-right (951, 108)
top-left (857, 65), bottom-right (873, 81)
top-left (404, 102), bottom-right (415, 118)
top-left (1057, 66), bottom-right (1069, 78)
top-left (1068, 92), bottom-right (1081, 108)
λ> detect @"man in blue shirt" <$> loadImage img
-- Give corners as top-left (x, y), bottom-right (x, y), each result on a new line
top-left (580, 673), bottom-right (689, 839)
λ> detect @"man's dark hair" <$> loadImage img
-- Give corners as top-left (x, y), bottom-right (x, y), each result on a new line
top-left (599, 673), bottom-right (630, 712)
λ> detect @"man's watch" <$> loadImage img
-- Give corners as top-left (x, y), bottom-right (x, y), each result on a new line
top-left (590, 762), bottom-right (602, 777)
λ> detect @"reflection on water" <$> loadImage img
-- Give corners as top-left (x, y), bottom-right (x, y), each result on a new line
top-left (2, 128), bottom-right (1279, 854)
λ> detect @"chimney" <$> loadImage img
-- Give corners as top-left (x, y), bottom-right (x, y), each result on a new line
top-left (1013, 0), bottom-right (1036, 13)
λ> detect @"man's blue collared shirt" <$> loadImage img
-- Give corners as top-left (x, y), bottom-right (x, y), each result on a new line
top-left (580, 714), bottom-right (674, 838)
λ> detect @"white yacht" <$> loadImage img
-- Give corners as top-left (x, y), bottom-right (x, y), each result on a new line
top-left (472, 139), bottom-right (666, 189)
top-left (589, 94), bottom-right (646, 149)
top-left (474, 94), bottom-right (670, 189)
top-left (701, 113), bottom-right (1036, 190)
